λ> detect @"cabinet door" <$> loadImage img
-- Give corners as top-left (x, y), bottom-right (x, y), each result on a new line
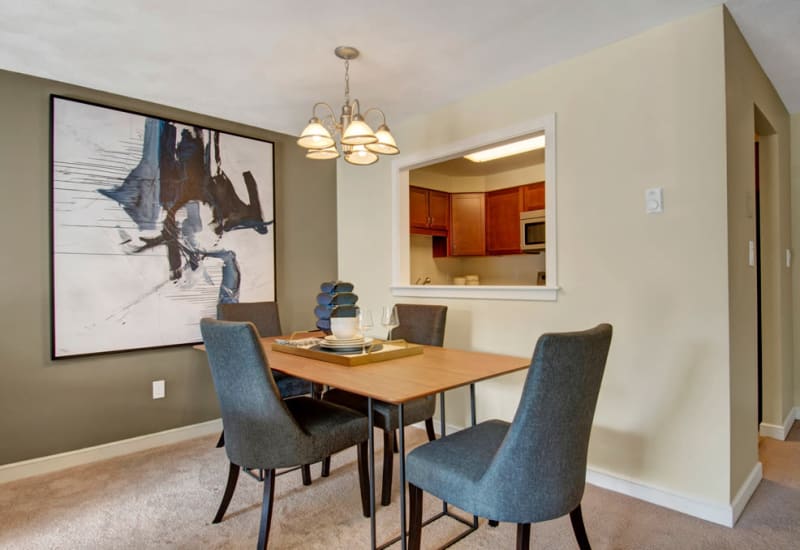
top-left (409, 186), bottom-right (430, 230)
top-left (522, 181), bottom-right (545, 211)
top-left (450, 193), bottom-right (485, 256)
top-left (428, 190), bottom-right (450, 231)
top-left (486, 187), bottom-right (522, 255)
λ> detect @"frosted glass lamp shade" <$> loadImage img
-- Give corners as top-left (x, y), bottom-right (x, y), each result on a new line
top-left (306, 145), bottom-right (340, 160)
top-left (365, 124), bottom-right (399, 155)
top-left (344, 145), bottom-right (379, 165)
top-left (297, 118), bottom-right (335, 149)
top-left (341, 116), bottom-right (377, 145)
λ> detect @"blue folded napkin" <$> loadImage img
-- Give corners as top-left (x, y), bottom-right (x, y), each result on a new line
top-left (314, 304), bottom-right (358, 319)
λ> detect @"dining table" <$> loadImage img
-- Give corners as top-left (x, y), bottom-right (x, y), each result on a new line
top-left (202, 334), bottom-right (530, 549)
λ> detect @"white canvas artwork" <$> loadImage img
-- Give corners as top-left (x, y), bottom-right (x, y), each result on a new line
top-left (51, 96), bottom-right (275, 358)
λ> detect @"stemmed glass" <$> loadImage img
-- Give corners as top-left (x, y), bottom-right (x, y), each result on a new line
top-left (358, 308), bottom-right (374, 353)
top-left (381, 305), bottom-right (400, 340)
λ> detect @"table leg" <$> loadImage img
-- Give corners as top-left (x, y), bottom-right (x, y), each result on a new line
top-left (368, 397), bottom-right (376, 550)
top-left (439, 392), bottom-right (448, 515)
top-left (398, 403), bottom-right (407, 550)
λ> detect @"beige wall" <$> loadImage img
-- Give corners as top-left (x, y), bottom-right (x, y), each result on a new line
top-left (723, 7), bottom-right (793, 496)
top-left (0, 69), bottom-right (338, 465)
top-left (793, 113), bottom-right (800, 409)
top-left (339, 7), bottom-right (733, 506)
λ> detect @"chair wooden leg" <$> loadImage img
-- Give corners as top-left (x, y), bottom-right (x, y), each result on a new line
top-left (570, 504), bottom-right (591, 550)
top-left (215, 431), bottom-right (225, 448)
top-left (257, 469), bottom-right (276, 550)
top-left (408, 483), bottom-right (424, 550)
top-left (381, 430), bottom-right (394, 506)
top-left (424, 418), bottom-right (436, 441)
top-left (301, 464), bottom-right (312, 486)
top-left (516, 523), bottom-right (531, 550)
top-left (212, 461), bottom-right (239, 523)
top-left (321, 456), bottom-right (331, 477)
top-left (488, 519), bottom-right (499, 527)
top-left (356, 441), bottom-right (371, 517)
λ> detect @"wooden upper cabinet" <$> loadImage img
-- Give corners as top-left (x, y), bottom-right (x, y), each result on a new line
top-left (427, 190), bottom-right (450, 231)
top-left (450, 193), bottom-right (485, 256)
top-left (486, 187), bottom-right (522, 255)
top-left (410, 186), bottom-right (449, 235)
top-left (521, 181), bottom-right (545, 211)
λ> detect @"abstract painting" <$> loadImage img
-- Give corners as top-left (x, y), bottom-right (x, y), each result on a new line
top-left (50, 96), bottom-right (275, 358)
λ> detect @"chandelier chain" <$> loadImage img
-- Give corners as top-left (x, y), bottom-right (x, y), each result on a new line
top-left (344, 59), bottom-right (350, 105)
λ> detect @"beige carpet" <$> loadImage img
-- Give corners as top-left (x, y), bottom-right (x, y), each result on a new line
top-left (1, 423), bottom-right (799, 549)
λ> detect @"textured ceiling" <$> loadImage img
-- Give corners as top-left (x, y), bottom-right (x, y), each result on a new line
top-left (0, 1), bottom-right (798, 137)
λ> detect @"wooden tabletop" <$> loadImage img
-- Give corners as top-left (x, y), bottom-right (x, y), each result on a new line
top-left (196, 337), bottom-right (530, 404)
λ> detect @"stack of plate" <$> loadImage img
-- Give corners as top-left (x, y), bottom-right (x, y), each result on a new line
top-left (319, 334), bottom-right (373, 352)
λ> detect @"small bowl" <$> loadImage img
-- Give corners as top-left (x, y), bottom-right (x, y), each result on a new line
top-left (330, 317), bottom-right (358, 339)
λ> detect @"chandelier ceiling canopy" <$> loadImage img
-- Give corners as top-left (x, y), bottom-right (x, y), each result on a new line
top-left (297, 46), bottom-right (399, 166)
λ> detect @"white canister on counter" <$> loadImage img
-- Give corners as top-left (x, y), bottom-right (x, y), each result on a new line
top-left (465, 274), bottom-right (480, 285)
top-left (453, 276), bottom-right (466, 285)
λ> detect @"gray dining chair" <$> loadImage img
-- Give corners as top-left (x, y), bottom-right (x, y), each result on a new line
top-left (200, 318), bottom-right (371, 550)
top-left (406, 323), bottom-right (613, 550)
top-left (216, 301), bottom-right (315, 471)
top-left (323, 303), bottom-right (447, 505)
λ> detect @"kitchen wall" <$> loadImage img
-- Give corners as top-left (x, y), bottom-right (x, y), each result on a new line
top-left (339, 6), bottom-right (736, 513)
top-left (410, 235), bottom-right (545, 285)
top-left (0, 69), bottom-right (338, 465)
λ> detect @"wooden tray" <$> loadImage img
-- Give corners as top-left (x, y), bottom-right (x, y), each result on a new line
top-left (271, 339), bottom-right (423, 366)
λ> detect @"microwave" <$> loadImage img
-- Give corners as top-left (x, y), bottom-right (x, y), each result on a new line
top-left (520, 210), bottom-right (546, 252)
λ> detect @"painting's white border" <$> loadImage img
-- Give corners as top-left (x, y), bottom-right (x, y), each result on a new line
top-left (390, 114), bottom-right (558, 301)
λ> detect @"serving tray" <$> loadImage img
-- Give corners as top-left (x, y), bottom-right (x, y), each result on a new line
top-left (271, 339), bottom-right (423, 366)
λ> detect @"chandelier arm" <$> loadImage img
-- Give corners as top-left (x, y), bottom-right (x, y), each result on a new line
top-left (312, 102), bottom-right (337, 122)
top-left (362, 107), bottom-right (387, 126)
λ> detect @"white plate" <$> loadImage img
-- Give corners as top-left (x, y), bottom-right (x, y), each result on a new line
top-left (320, 337), bottom-right (374, 349)
top-left (323, 335), bottom-right (365, 344)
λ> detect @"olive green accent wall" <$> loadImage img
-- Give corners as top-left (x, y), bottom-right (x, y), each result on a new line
top-left (0, 69), bottom-right (337, 465)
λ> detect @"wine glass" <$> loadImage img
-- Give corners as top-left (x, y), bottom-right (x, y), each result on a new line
top-left (358, 308), bottom-right (374, 352)
top-left (381, 305), bottom-right (400, 340)
top-left (357, 308), bottom-right (374, 337)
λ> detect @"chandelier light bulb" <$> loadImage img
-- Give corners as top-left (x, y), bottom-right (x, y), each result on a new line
top-left (345, 144), bottom-right (379, 166)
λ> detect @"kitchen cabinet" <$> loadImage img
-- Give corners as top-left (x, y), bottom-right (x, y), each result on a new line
top-left (410, 186), bottom-right (449, 235)
top-left (450, 193), bottom-right (485, 256)
top-left (486, 186), bottom-right (522, 255)
top-left (521, 181), bottom-right (545, 211)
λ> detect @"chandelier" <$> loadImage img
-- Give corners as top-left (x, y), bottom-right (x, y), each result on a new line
top-left (297, 46), bottom-right (399, 166)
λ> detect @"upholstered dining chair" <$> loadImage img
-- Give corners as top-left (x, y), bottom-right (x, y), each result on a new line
top-left (200, 319), bottom-right (371, 550)
top-left (216, 301), bottom-right (315, 470)
top-left (323, 303), bottom-right (447, 505)
top-left (406, 323), bottom-right (613, 550)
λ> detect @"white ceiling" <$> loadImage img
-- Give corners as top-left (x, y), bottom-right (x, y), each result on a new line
top-left (0, 1), bottom-right (798, 137)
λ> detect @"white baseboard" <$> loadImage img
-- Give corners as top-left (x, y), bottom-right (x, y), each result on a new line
top-left (760, 408), bottom-right (797, 440)
top-left (0, 418), bottom-right (223, 485)
top-left (731, 462), bottom-right (763, 525)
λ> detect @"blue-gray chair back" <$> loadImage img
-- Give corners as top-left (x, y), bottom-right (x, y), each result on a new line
top-left (200, 318), bottom-right (305, 469)
top-left (391, 304), bottom-right (447, 346)
top-left (217, 301), bottom-right (282, 337)
top-left (483, 323), bottom-right (612, 521)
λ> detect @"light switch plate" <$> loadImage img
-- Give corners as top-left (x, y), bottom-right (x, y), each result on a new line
top-left (645, 187), bottom-right (663, 214)
top-left (748, 241), bottom-right (755, 267)
top-left (152, 380), bottom-right (165, 399)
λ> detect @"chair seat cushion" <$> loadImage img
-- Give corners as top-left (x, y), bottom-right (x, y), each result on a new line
top-left (274, 372), bottom-right (312, 398)
top-left (406, 420), bottom-right (509, 516)
top-left (323, 389), bottom-right (435, 431)
top-left (279, 397), bottom-right (368, 466)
